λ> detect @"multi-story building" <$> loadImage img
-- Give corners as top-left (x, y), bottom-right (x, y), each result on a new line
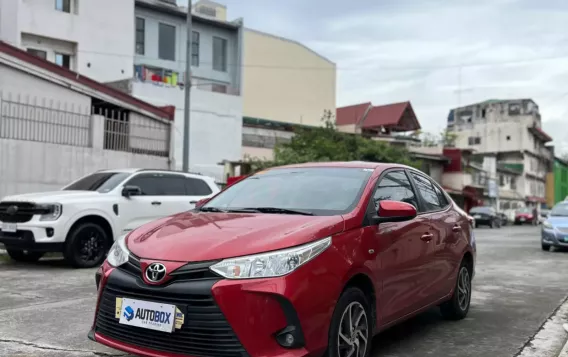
top-left (0, 0), bottom-right (244, 182)
top-left (447, 99), bottom-right (553, 208)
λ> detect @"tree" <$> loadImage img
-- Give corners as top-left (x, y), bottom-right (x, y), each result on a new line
top-left (244, 110), bottom-right (420, 172)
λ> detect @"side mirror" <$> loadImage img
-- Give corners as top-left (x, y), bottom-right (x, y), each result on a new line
top-left (372, 200), bottom-right (417, 225)
top-left (195, 198), bottom-right (210, 208)
top-left (122, 185), bottom-right (142, 198)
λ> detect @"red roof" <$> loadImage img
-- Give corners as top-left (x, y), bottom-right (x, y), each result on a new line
top-left (336, 102), bottom-right (371, 125)
top-left (336, 101), bottom-right (420, 131)
top-left (0, 41), bottom-right (174, 121)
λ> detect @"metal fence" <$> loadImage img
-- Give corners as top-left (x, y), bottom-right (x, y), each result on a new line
top-left (0, 92), bottom-right (91, 147)
top-left (0, 92), bottom-right (171, 158)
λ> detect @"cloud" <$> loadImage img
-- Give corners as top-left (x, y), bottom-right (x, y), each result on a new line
top-left (197, 0), bottom-right (568, 154)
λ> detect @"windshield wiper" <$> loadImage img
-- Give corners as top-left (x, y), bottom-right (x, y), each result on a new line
top-left (199, 206), bottom-right (227, 213)
top-left (241, 207), bottom-right (315, 216)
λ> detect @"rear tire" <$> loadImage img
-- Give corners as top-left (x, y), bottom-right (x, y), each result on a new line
top-left (327, 287), bottom-right (372, 357)
top-left (64, 222), bottom-right (109, 269)
top-left (440, 260), bottom-right (472, 320)
top-left (542, 243), bottom-right (551, 251)
top-left (6, 249), bottom-right (44, 262)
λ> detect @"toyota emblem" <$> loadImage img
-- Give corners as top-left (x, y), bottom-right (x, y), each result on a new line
top-left (145, 263), bottom-right (167, 283)
top-left (6, 205), bottom-right (18, 215)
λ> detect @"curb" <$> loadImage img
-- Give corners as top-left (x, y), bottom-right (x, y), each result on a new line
top-left (559, 330), bottom-right (568, 357)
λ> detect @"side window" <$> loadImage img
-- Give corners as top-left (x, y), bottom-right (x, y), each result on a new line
top-left (185, 177), bottom-right (213, 196)
top-left (410, 172), bottom-right (442, 211)
top-left (373, 171), bottom-right (418, 210)
top-left (433, 184), bottom-right (449, 207)
top-left (126, 174), bottom-right (185, 196)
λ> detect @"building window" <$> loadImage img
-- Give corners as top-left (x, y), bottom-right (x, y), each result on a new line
top-left (510, 178), bottom-right (516, 190)
top-left (468, 136), bottom-right (481, 145)
top-left (481, 108), bottom-right (486, 118)
top-left (27, 48), bottom-right (47, 60)
top-left (135, 17), bottom-right (145, 55)
top-left (55, 0), bottom-right (71, 13)
top-left (213, 36), bottom-right (227, 72)
top-left (55, 53), bottom-right (71, 69)
top-left (499, 174), bottom-right (505, 186)
top-left (191, 31), bottom-right (200, 66)
top-left (158, 23), bottom-right (176, 61)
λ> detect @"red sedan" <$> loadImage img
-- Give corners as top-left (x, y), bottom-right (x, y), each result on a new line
top-left (89, 162), bottom-right (476, 357)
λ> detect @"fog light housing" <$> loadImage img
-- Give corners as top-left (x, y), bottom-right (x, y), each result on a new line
top-left (275, 326), bottom-right (304, 348)
top-left (46, 228), bottom-right (54, 237)
top-left (95, 271), bottom-right (101, 290)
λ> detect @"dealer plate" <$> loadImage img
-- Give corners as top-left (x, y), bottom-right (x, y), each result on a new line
top-left (1, 223), bottom-right (17, 233)
top-left (115, 297), bottom-right (185, 333)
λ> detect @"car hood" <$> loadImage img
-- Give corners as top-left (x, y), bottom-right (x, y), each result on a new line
top-left (126, 211), bottom-right (345, 262)
top-left (1, 190), bottom-right (101, 203)
top-left (547, 216), bottom-right (568, 227)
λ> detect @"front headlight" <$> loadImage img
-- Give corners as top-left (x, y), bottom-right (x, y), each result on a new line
top-left (543, 221), bottom-right (554, 229)
top-left (39, 203), bottom-right (62, 221)
top-left (210, 237), bottom-right (332, 279)
top-left (107, 234), bottom-right (130, 267)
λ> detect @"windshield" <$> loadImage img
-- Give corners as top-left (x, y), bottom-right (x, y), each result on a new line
top-left (202, 167), bottom-right (374, 216)
top-left (550, 204), bottom-right (568, 217)
top-left (470, 206), bottom-right (494, 214)
top-left (63, 172), bottom-right (131, 193)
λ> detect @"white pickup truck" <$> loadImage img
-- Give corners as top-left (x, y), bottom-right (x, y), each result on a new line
top-left (0, 169), bottom-right (219, 268)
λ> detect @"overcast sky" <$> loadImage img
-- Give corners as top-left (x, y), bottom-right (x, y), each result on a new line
top-left (188, 0), bottom-right (568, 155)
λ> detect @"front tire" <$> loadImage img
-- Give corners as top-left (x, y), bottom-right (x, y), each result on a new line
top-left (440, 261), bottom-right (472, 320)
top-left (6, 249), bottom-right (44, 262)
top-left (327, 287), bottom-right (371, 357)
top-left (542, 243), bottom-right (551, 251)
top-left (64, 222), bottom-right (109, 268)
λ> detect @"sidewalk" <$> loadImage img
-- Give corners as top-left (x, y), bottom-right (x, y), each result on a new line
top-left (559, 325), bottom-right (568, 357)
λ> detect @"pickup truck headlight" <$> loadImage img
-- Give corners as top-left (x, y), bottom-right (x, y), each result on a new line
top-left (542, 221), bottom-right (554, 229)
top-left (107, 234), bottom-right (130, 267)
top-left (210, 237), bottom-right (332, 279)
top-left (38, 203), bottom-right (62, 221)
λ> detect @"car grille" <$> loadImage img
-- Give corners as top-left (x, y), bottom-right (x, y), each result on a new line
top-left (95, 277), bottom-right (248, 357)
top-left (0, 201), bottom-right (40, 223)
top-left (119, 254), bottom-right (222, 282)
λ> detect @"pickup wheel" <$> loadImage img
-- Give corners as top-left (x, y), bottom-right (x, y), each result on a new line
top-left (6, 249), bottom-right (44, 263)
top-left (64, 222), bottom-right (109, 268)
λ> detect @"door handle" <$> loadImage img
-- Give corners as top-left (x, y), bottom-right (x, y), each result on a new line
top-left (420, 233), bottom-right (433, 242)
top-left (452, 225), bottom-right (462, 232)
top-left (151, 201), bottom-right (162, 206)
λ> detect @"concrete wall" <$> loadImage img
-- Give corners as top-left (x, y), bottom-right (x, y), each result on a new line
top-left (12, 0), bottom-right (135, 82)
top-left (0, 138), bottom-right (169, 198)
top-left (242, 29), bottom-right (336, 126)
top-left (132, 81), bottom-right (242, 181)
top-left (134, 7), bottom-right (240, 90)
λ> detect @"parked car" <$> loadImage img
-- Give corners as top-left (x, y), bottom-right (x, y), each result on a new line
top-left (0, 169), bottom-right (219, 268)
top-left (515, 207), bottom-right (535, 225)
top-left (89, 162), bottom-right (476, 357)
top-left (541, 202), bottom-right (568, 251)
top-left (469, 206), bottom-right (502, 228)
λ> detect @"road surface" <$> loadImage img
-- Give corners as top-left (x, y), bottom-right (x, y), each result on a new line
top-left (0, 226), bottom-right (567, 357)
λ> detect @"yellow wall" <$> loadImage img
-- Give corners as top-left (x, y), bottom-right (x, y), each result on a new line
top-left (546, 172), bottom-right (555, 208)
top-left (243, 29), bottom-right (336, 127)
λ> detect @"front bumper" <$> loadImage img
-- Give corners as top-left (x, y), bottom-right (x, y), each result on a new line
top-left (90, 256), bottom-right (339, 357)
top-left (0, 221), bottom-right (65, 252)
top-left (542, 228), bottom-right (568, 247)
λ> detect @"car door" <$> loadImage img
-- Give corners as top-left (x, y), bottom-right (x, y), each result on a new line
top-left (116, 173), bottom-right (180, 236)
top-left (371, 170), bottom-right (433, 324)
top-left (407, 171), bottom-right (455, 304)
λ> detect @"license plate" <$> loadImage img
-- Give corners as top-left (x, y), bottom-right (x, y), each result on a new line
top-left (473, 215), bottom-right (481, 219)
top-left (1, 222), bottom-right (17, 233)
top-left (520, 218), bottom-right (525, 222)
top-left (116, 297), bottom-right (184, 333)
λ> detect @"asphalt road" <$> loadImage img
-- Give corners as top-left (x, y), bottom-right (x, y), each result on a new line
top-left (0, 225), bottom-right (567, 357)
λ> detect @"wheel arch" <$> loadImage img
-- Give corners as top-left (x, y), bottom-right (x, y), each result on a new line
top-left (65, 214), bottom-right (114, 247)
top-left (342, 273), bottom-right (377, 331)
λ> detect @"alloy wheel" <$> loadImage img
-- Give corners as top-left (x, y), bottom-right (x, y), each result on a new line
top-left (78, 229), bottom-right (105, 264)
top-left (457, 267), bottom-right (471, 311)
top-left (337, 301), bottom-right (369, 357)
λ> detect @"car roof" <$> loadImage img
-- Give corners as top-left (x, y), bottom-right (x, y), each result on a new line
top-left (273, 161), bottom-right (411, 170)
top-left (94, 168), bottom-right (215, 181)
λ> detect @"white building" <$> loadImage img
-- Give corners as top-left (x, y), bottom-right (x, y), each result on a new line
top-left (447, 99), bottom-right (553, 208)
top-left (0, 0), bottom-right (244, 182)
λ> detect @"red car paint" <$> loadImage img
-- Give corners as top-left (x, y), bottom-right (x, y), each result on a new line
top-left (89, 162), bottom-right (476, 357)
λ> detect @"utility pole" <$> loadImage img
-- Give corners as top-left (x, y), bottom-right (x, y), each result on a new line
top-left (182, 0), bottom-right (192, 172)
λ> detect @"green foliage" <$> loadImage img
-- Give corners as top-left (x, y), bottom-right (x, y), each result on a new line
top-left (244, 110), bottom-right (420, 172)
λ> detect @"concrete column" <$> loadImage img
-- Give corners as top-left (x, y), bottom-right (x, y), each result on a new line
top-left (90, 114), bottom-right (105, 150)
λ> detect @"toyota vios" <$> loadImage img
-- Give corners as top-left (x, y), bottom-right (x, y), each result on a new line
top-left (541, 201), bottom-right (568, 251)
top-left (89, 162), bottom-right (476, 357)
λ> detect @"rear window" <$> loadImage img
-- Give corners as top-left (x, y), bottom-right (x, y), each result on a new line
top-left (470, 206), bottom-right (494, 214)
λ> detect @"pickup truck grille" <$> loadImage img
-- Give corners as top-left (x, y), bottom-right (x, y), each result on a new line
top-left (0, 202), bottom-right (40, 223)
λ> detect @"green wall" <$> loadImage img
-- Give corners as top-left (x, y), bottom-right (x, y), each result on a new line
top-left (554, 159), bottom-right (568, 204)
